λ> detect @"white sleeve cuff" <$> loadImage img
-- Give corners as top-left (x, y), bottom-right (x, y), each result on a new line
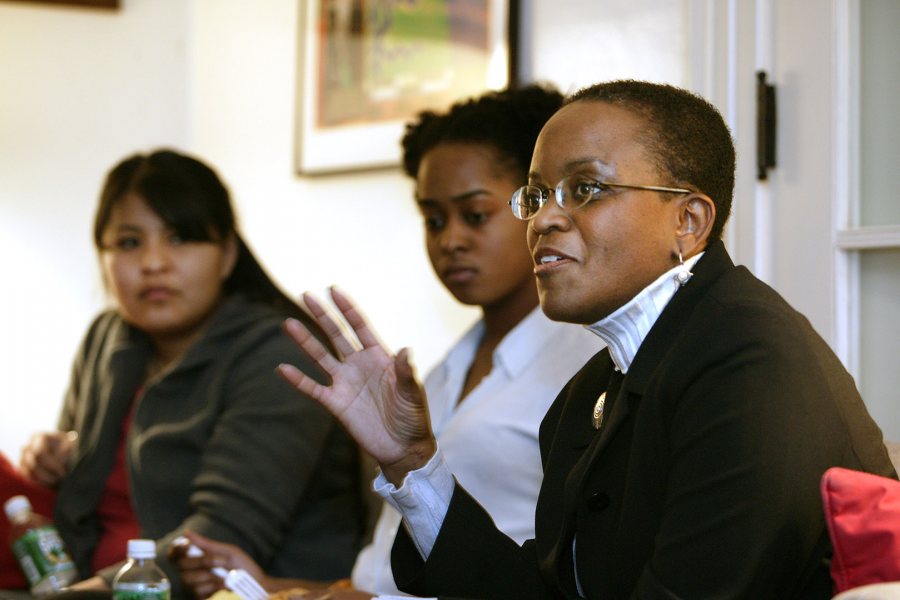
top-left (373, 447), bottom-right (455, 560)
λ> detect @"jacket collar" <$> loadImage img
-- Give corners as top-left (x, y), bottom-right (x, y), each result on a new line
top-left (584, 252), bottom-right (704, 374)
top-left (104, 294), bottom-right (275, 380)
top-left (572, 240), bottom-right (734, 453)
top-left (622, 239), bottom-right (734, 397)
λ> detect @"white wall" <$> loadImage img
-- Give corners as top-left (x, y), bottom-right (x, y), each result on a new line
top-left (184, 0), bottom-right (475, 372)
top-left (0, 0), bottom-right (191, 459)
top-left (0, 0), bottom-right (686, 460)
top-left (521, 0), bottom-right (686, 92)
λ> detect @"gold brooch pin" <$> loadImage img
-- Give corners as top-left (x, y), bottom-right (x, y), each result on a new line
top-left (592, 392), bottom-right (606, 430)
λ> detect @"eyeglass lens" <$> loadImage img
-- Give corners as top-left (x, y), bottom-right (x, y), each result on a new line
top-left (511, 176), bottom-right (602, 219)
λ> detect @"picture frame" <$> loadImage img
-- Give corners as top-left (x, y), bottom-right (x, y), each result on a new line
top-left (1, 0), bottom-right (119, 8)
top-left (295, 0), bottom-right (518, 175)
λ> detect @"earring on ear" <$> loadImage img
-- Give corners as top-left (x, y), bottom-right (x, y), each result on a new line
top-left (674, 252), bottom-right (693, 286)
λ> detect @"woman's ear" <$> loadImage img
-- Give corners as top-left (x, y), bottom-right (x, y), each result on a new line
top-left (220, 233), bottom-right (239, 281)
top-left (675, 193), bottom-right (715, 257)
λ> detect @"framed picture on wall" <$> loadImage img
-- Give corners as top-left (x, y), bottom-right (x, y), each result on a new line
top-left (295, 0), bottom-right (518, 175)
top-left (1, 0), bottom-right (119, 7)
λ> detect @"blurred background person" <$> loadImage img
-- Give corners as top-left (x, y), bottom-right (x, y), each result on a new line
top-left (0, 149), bottom-right (368, 596)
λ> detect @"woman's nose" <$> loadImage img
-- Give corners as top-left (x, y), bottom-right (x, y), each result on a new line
top-left (140, 239), bottom-right (172, 272)
top-left (438, 217), bottom-right (467, 252)
top-left (530, 193), bottom-right (570, 234)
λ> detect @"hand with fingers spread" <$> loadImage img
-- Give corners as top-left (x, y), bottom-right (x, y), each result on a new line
top-left (277, 287), bottom-right (436, 485)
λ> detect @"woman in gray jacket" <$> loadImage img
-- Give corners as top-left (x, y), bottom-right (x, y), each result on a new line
top-left (5, 149), bottom-right (367, 597)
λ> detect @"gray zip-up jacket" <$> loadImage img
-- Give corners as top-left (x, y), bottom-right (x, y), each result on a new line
top-left (54, 296), bottom-right (366, 597)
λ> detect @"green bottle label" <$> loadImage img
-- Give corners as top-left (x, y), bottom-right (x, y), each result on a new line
top-left (11, 525), bottom-right (76, 585)
top-left (113, 582), bottom-right (171, 600)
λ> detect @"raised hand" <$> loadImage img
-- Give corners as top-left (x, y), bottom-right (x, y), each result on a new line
top-left (19, 430), bottom-right (78, 487)
top-left (277, 288), bottom-right (436, 485)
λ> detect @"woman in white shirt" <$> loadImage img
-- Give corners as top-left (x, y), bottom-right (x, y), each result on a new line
top-left (175, 85), bottom-right (602, 600)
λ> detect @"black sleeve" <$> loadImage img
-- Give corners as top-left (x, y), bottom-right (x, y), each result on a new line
top-left (392, 483), bottom-right (548, 600)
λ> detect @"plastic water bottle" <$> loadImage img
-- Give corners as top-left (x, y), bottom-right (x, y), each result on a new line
top-left (112, 539), bottom-right (171, 600)
top-left (4, 494), bottom-right (78, 596)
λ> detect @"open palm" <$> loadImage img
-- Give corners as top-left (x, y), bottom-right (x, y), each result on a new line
top-left (278, 288), bottom-right (436, 483)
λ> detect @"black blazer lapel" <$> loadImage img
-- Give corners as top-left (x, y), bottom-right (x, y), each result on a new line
top-left (567, 242), bottom-right (735, 479)
top-left (568, 369), bottom-right (630, 486)
top-left (541, 360), bottom-right (630, 596)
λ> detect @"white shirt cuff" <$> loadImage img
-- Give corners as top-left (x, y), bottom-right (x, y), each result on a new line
top-left (373, 447), bottom-right (455, 560)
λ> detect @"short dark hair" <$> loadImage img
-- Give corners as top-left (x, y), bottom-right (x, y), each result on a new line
top-left (401, 84), bottom-right (564, 182)
top-left (567, 80), bottom-right (736, 241)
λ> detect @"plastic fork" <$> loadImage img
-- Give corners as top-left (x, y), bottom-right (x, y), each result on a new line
top-left (211, 566), bottom-right (269, 600)
top-left (172, 537), bottom-right (268, 600)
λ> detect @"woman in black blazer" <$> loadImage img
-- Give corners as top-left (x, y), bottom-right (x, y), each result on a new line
top-left (278, 80), bottom-right (896, 599)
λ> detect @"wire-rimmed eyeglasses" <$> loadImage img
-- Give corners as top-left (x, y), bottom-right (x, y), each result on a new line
top-left (508, 175), bottom-right (692, 220)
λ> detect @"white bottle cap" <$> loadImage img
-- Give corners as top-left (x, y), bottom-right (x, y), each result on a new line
top-left (127, 539), bottom-right (156, 559)
top-left (4, 495), bottom-right (31, 521)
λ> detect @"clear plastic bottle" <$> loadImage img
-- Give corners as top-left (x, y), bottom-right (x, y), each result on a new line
top-left (112, 539), bottom-right (171, 600)
top-left (4, 494), bottom-right (78, 596)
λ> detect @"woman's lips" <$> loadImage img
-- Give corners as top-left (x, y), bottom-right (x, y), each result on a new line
top-left (533, 249), bottom-right (574, 275)
top-left (443, 266), bottom-right (477, 284)
top-left (140, 286), bottom-right (177, 301)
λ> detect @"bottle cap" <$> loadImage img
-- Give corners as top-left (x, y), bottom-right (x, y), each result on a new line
top-left (127, 539), bottom-right (156, 559)
top-left (4, 495), bottom-right (31, 521)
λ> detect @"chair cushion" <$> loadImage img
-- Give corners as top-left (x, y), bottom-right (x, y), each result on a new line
top-left (821, 466), bottom-right (900, 594)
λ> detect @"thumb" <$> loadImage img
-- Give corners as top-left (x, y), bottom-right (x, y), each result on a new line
top-left (184, 531), bottom-right (221, 553)
top-left (394, 348), bottom-right (420, 399)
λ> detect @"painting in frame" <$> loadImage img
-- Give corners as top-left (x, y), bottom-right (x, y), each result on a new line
top-left (1, 0), bottom-right (119, 8)
top-left (296, 0), bottom-right (517, 175)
